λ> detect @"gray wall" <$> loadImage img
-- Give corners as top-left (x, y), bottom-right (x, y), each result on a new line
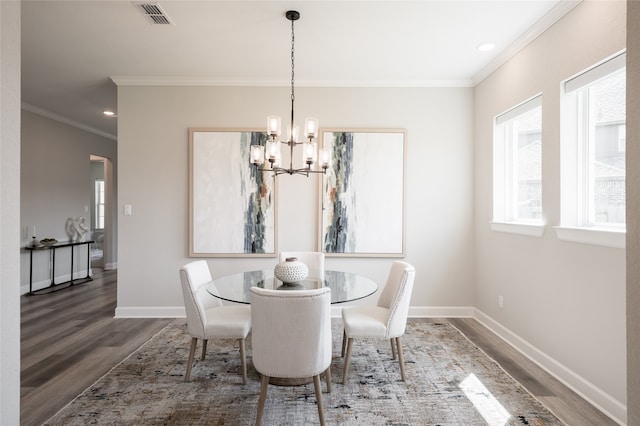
top-left (20, 110), bottom-right (117, 293)
top-left (473, 1), bottom-right (626, 421)
top-left (0, 1), bottom-right (21, 423)
top-left (115, 85), bottom-right (475, 315)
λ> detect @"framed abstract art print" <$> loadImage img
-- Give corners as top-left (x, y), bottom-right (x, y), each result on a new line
top-left (318, 129), bottom-right (406, 257)
top-left (189, 128), bottom-right (276, 257)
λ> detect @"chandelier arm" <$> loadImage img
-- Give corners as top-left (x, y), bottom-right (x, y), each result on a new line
top-left (254, 164), bottom-right (326, 177)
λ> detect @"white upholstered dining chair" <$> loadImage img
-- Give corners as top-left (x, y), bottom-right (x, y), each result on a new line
top-left (250, 286), bottom-right (332, 426)
top-left (179, 260), bottom-right (252, 383)
top-left (341, 261), bottom-right (416, 384)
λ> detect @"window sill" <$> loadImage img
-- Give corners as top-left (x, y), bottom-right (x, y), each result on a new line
top-left (490, 222), bottom-right (545, 237)
top-left (553, 226), bottom-right (625, 248)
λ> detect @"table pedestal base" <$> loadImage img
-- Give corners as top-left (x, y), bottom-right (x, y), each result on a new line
top-left (269, 377), bottom-right (313, 386)
top-left (258, 365), bottom-right (331, 387)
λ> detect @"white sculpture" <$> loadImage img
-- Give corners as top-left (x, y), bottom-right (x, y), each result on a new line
top-left (77, 216), bottom-right (90, 241)
top-left (65, 218), bottom-right (75, 240)
top-left (66, 216), bottom-right (90, 241)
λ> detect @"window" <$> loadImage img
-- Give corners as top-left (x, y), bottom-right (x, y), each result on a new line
top-left (492, 95), bottom-right (543, 232)
top-left (560, 52), bottom-right (626, 236)
top-left (95, 179), bottom-right (105, 230)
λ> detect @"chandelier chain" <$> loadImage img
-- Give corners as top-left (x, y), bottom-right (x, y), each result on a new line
top-left (290, 17), bottom-right (295, 140)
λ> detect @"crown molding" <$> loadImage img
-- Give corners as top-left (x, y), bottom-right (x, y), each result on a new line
top-left (21, 103), bottom-right (117, 141)
top-left (110, 76), bottom-right (473, 88)
top-left (472, 0), bottom-right (582, 86)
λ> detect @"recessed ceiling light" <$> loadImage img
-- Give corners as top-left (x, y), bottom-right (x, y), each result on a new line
top-left (103, 110), bottom-right (116, 117)
top-left (477, 42), bottom-right (495, 52)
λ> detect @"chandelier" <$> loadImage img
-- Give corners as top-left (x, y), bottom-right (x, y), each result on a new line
top-left (250, 10), bottom-right (329, 177)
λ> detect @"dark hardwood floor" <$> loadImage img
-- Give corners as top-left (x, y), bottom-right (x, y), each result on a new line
top-left (20, 269), bottom-right (172, 426)
top-left (448, 318), bottom-right (617, 426)
top-left (20, 271), bottom-right (615, 425)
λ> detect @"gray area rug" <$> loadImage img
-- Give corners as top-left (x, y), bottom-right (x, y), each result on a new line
top-left (44, 320), bottom-right (562, 425)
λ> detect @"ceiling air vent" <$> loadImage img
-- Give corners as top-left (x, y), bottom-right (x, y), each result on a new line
top-left (133, 2), bottom-right (174, 25)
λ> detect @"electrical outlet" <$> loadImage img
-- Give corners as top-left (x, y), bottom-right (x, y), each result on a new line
top-left (498, 295), bottom-right (504, 309)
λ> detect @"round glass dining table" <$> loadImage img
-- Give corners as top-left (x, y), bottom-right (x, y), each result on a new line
top-left (206, 269), bottom-right (378, 304)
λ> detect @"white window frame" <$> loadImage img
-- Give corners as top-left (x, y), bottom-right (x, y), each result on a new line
top-left (95, 179), bottom-right (105, 230)
top-left (491, 94), bottom-right (545, 237)
top-left (556, 51), bottom-right (626, 248)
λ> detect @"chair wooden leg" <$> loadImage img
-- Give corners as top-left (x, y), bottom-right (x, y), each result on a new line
top-left (255, 374), bottom-right (269, 426)
top-left (341, 330), bottom-right (347, 357)
top-left (239, 338), bottom-right (247, 385)
top-left (185, 337), bottom-right (198, 382)
top-left (313, 374), bottom-right (326, 426)
top-left (396, 337), bottom-right (406, 381)
top-left (342, 337), bottom-right (354, 385)
top-left (324, 365), bottom-right (332, 393)
top-left (201, 339), bottom-right (208, 361)
top-left (390, 338), bottom-right (397, 360)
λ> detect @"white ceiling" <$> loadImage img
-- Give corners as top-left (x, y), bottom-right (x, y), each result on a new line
top-left (21, 0), bottom-right (579, 139)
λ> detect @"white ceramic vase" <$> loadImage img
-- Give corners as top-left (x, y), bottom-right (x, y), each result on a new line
top-left (274, 257), bottom-right (309, 284)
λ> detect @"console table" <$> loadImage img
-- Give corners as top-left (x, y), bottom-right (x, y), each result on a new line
top-left (25, 240), bottom-right (94, 295)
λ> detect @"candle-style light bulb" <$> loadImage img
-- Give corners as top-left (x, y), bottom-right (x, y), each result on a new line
top-left (305, 117), bottom-right (318, 139)
top-left (302, 141), bottom-right (317, 165)
top-left (288, 125), bottom-right (299, 143)
top-left (272, 150), bottom-right (282, 168)
top-left (267, 116), bottom-right (281, 137)
top-left (320, 148), bottom-right (330, 168)
top-left (266, 140), bottom-right (280, 161)
top-left (250, 145), bottom-right (265, 165)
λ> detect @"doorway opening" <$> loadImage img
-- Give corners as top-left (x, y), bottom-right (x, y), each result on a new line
top-left (90, 154), bottom-right (110, 269)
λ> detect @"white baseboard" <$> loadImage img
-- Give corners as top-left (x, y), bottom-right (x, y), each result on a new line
top-left (409, 306), bottom-right (475, 318)
top-left (330, 306), bottom-right (472, 318)
top-left (114, 306), bottom-right (185, 318)
top-left (103, 262), bottom-right (117, 270)
top-left (473, 309), bottom-right (626, 425)
top-left (115, 306), bottom-right (474, 320)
